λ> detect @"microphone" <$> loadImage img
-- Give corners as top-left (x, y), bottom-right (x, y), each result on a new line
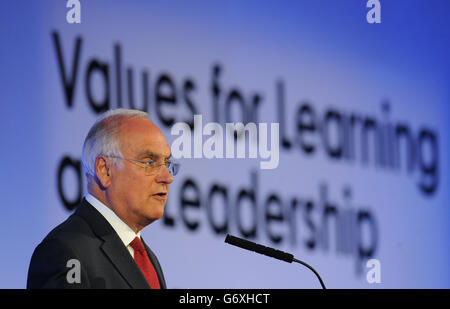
top-left (224, 234), bottom-right (326, 289)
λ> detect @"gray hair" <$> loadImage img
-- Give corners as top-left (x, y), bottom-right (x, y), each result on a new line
top-left (81, 108), bottom-right (149, 178)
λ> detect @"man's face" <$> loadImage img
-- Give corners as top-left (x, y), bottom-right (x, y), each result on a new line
top-left (107, 117), bottom-right (173, 231)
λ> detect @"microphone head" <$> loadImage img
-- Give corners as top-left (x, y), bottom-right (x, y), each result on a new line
top-left (225, 234), bottom-right (293, 263)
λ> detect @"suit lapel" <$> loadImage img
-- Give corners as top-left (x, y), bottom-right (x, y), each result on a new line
top-left (75, 199), bottom-right (150, 289)
top-left (100, 233), bottom-right (150, 289)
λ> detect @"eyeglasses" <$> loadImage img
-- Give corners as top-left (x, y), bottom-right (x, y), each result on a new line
top-left (106, 155), bottom-right (180, 176)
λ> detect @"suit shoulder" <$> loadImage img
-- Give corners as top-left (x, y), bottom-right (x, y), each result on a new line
top-left (43, 212), bottom-right (93, 242)
top-left (27, 212), bottom-right (95, 288)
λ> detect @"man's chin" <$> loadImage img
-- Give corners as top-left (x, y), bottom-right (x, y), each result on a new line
top-left (145, 210), bottom-right (165, 224)
top-left (142, 200), bottom-right (166, 224)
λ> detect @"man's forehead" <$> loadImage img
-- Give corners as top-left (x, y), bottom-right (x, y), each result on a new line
top-left (119, 118), bottom-right (170, 156)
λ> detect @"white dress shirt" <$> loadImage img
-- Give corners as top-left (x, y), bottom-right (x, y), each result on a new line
top-left (85, 193), bottom-right (140, 258)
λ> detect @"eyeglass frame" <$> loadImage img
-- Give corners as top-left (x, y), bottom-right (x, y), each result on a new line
top-left (104, 155), bottom-right (180, 176)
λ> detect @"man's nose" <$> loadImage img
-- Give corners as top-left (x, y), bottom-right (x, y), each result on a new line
top-left (155, 164), bottom-right (173, 184)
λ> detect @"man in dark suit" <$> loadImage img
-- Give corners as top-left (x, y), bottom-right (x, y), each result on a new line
top-left (27, 109), bottom-right (179, 289)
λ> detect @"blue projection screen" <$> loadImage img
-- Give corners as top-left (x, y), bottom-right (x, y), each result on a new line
top-left (0, 0), bottom-right (449, 288)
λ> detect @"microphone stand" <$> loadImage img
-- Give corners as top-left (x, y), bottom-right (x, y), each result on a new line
top-left (292, 258), bottom-right (326, 289)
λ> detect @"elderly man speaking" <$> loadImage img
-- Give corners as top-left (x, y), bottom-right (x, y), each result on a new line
top-left (27, 109), bottom-right (179, 289)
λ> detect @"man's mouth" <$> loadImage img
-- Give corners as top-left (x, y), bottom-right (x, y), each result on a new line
top-left (152, 192), bottom-right (167, 200)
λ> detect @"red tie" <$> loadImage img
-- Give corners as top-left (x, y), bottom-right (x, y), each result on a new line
top-left (129, 237), bottom-right (161, 289)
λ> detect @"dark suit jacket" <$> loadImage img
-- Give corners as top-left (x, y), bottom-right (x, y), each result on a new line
top-left (27, 198), bottom-right (166, 289)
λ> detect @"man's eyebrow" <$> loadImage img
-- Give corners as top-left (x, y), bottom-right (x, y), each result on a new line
top-left (137, 151), bottom-right (157, 159)
top-left (138, 151), bottom-right (172, 160)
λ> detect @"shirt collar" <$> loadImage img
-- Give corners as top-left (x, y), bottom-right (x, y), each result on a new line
top-left (85, 193), bottom-right (140, 247)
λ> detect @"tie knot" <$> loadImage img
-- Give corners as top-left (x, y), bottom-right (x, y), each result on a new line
top-left (130, 237), bottom-right (146, 253)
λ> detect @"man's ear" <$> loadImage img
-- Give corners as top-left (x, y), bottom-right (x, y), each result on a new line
top-left (95, 155), bottom-right (112, 188)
